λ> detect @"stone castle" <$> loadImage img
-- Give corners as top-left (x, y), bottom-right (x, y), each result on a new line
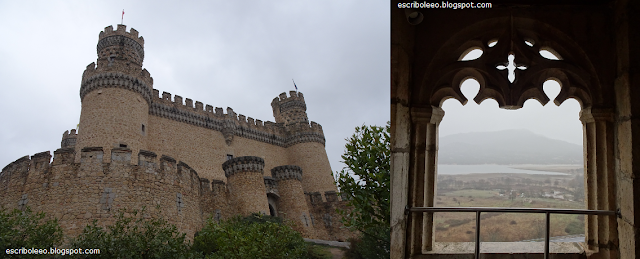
top-left (0, 24), bottom-right (352, 241)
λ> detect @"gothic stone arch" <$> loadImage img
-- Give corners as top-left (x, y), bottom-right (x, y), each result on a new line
top-left (391, 1), bottom-right (639, 258)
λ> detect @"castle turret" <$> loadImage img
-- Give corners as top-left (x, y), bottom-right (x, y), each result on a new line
top-left (222, 156), bottom-right (269, 216)
top-left (271, 91), bottom-right (308, 126)
top-left (272, 91), bottom-right (338, 200)
top-left (75, 25), bottom-right (153, 164)
top-left (271, 165), bottom-right (315, 238)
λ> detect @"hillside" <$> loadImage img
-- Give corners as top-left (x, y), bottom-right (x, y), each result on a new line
top-left (438, 129), bottom-right (583, 165)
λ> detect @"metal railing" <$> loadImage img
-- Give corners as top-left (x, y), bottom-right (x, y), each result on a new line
top-left (405, 206), bottom-right (617, 259)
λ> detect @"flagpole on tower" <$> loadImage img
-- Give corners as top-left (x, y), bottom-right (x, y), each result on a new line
top-left (292, 79), bottom-right (298, 94)
top-left (121, 9), bottom-right (125, 24)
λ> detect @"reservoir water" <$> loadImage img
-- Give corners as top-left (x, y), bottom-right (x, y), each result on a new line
top-left (438, 164), bottom-right (574, 175)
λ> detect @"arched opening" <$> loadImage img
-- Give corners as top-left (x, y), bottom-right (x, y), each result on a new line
top-left (435, 78), bottom-right (585, 242)
top-left (269, 204), bottom-right (276, 217)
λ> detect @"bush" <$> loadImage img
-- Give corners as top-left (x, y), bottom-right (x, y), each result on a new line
top-left (565, 219), bottom-right (585, 235)
top-left (306, 244), bottom-right (333, 259)
top-left (192, 213), bottom-right (307, 259)
top-left (70, 207), bottom-right (192, 258)
top-left (343, 226), bottom-right (390, 259)
top-left (0, 207), bottom-right (63, 258)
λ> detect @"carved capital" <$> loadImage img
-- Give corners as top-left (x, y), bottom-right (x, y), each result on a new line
top-left (411, 106), bottom-right (444, 125)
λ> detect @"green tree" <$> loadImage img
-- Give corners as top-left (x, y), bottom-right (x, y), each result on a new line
top-left (335, 123), bottom-right (390, 258)
top-left (192, 213), bottom-right (307, 259)
top-left (70, 207), bottom-right (192, 258)
top-left (0, 207), bottom-right (64, 258)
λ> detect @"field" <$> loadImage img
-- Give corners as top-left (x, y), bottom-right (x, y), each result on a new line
top-left (434, 169), bottom-right (585, 242)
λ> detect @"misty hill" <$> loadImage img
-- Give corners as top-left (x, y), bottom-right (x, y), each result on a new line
top-left (438, 129), bottom-right (583, 165)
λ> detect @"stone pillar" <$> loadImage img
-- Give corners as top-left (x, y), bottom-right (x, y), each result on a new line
top-left (271, 165), bottom-right (314, 238)
top-left (406, 106), bottom-right (444, 255)
top-left (222, 156), bottom-right (269, 216)
top-left (580, 108), bottom-right (618, 257)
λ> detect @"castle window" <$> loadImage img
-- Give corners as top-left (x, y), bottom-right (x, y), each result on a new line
top-left (141, 124), bottom-right (146, 135)
top-left (226, 154), bottom-right (233, 160)
top-left (119, 144), bottom-right (127, 148)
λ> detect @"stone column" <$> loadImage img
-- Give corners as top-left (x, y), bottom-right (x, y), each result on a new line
top-left (406, 106), bottom-right (444, 255)
top-left (580, 108), bottom-right (618, 257)
top-left (222, 156), bottom-right (269, 216)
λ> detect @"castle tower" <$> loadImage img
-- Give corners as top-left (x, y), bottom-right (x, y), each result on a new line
top-left (271, 91), bottom-right (338, 200)
top-left (75, 25), bottom-right (153, 164)
top-left (271, 165), bottom-right (315, 238)
top-left (222, 156), bottom-right (269, 216)
top-left (271, 91), bottom-right (309, 126)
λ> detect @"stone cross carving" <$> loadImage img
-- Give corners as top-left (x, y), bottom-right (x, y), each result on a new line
top-left (18, 194), bottom-right (28, 211)
top-left (496, 54), bottom-right (527, 83)
top-left (100, 188), bottom-right (115, 211)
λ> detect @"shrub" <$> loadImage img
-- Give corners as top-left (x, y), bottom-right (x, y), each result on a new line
top-left (343, 225), bottom-right (390, 259)
top-left (70, 207), bottom-right (191, 259)
top-left (565, 219), bottom-right (585, 235)
top-left (0, 207), bottom-right (63, 258)
top-left (192, 213), bottom-right (307, 259)
top-left (306, 244), bottom-right (333, 259)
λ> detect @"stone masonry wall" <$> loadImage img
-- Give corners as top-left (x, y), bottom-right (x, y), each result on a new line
top-left (75, 87), bottom-right (149, 165)
top-left (287, 142), bottom-right (338, 198)
top-left (271, 165), bottom-right (316, 238)
top-left (0, 148), bottom-right (203, 239)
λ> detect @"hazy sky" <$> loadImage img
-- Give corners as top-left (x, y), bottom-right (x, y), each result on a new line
top-left (0, 1), bottom-right (390, 173)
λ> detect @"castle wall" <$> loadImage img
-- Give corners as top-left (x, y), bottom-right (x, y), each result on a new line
top-left (0, 148), bottom-right (203, 239)
top-left (306, 192), bottom-right (358, 242)
top-left (146, 115), bottom-right (290, 181)
top-left (287, 142), bottom-right (338, 198)
top-left (75, 88), bottom-right (149, 165)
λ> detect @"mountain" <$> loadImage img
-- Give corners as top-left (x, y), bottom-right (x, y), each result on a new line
top-left (438, 129), bottom-right (583, 165)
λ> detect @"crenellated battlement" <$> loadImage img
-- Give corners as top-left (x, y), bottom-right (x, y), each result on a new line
top-left (149, 89), bottom-right (325, 147)
top-left (271, 91), bottom-right (309, 126)
top-left (271, 165), bottom-right (303, 181)
top-left (98, 25), bottom-right (145, 48)
top-left (222, 156), bottom-right (265, 178)
top-left (61, 129), bottom-right (77, 148)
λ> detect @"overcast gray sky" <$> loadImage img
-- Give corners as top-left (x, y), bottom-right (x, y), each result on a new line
top-left (440, 78), bottom-right (584, 146)
top-left (0, 1), bottom-right (390, 173)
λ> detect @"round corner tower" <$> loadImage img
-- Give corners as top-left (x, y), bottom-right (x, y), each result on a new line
top-left (271, 165), bottom-right (315, 238)
top-left (75, 24), bottom-right (153, 164)
top-left (223, 156), bottom-right (270, 216)
top-left (271, 91), bottom-right (338, 200)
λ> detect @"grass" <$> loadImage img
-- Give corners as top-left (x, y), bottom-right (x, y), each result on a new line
top-left (434, 193), bottom-right (585, 242)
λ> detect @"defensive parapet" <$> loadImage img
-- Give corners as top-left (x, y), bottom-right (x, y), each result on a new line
top-left (149, 90), bottom-right (325, 147)
top-left (0, 148), bottom-right (206, 239)
top-left (222, 156), bottom-right (269, 216)
top-left (271, 91), bottom-right (308, 126)
top-left (61, 129), bottom-right (77, 148)
top-left (97, 25), bottom-right (145, 66)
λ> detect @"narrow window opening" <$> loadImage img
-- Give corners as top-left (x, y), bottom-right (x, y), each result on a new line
top-left (226, 154), bottom-right (233, 160)
top-left (459, 48), bottom-right (483, 61)
top-left (119, 144), bottom-right (127, 148)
